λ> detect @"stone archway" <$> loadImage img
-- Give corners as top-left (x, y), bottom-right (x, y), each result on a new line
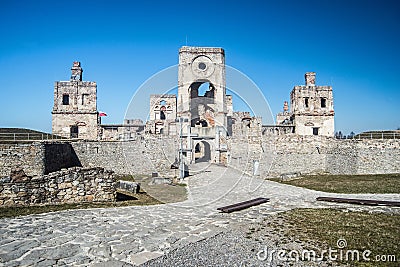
top-left (194, 141), bottom-right (211, 163)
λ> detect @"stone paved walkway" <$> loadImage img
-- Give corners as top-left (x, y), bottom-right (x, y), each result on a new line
top-left (0, 164), bottom-right (399, 266)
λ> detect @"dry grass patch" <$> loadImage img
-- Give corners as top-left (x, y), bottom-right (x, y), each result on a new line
top-left (270, 173), bottom-right (400, 194)
top-left (269, 208), bottom-right (400, 266)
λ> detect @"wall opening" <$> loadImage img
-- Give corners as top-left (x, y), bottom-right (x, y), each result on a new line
top-left (160, 110), bottom-right (166, 120)
top-left (313, 127), bottom-right (319, 136)
top-left (70, 125), bottom-right (78, 138)
top-left (304, 97), bottom-right (309, 108)
top-left (160, 106), bottom-right (166, 120)
top-left (321, 98), bottom-right (326, 108)
top-left (189, 81), bottom-right (216, 127)
top-left (82, 94), bottom-right (89, 105)
top-left (194, 141), bottom-right (211, 163)
top-left (63, 94), bottom-right (70, 105)
top-left (195, 119), bottom-right (208, 127)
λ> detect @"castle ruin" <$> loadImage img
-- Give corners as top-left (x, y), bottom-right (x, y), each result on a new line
top-left (51, 47), bottom-right (336, 166)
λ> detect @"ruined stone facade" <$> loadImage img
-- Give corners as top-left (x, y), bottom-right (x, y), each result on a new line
top-left (101, 119), bottom-right (145, 141)
top-left (51, 48), bottom-right (337, 170)
top-left (176, 47), bottom-right (230, 164)
top-left (146, 94), bottom-right (177, 135)
top-left (52, 62), bottom-right (99, 140)
top-left (53, 49), bottom-right (335, 143)
top-left (275, 72), bottom-right (335, 137)
top-left (177, 46), bottom-right (228, 135)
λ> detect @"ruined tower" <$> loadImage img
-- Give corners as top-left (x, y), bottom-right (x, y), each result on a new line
top-left (288, 72), bottom-right (334, 136)
top-left (176, 46), bottom-right (229, 164)
top-left (177, 46), bottom-right (227, 136)
top-left (52, 62), bottom-right (99, 139)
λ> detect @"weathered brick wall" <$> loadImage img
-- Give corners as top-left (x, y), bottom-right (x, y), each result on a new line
top-left (0, 143), bottom-right (45, 177)
top-left (228, 135), bottom-right (400, 177)
top-left (0, 167), bottom-right (115, 207)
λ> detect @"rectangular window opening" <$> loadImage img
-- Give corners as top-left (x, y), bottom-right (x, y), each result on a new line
top-left (304, 97), bottom-right (309, 108)
top-left (313, 127), bottom-right (319, 136)
top-left (70, 125), bottom-right (78, 138)
top-left (63, 94), bottom-right (69, 105)
top-left (82, 94), bottom-right (89, 105)
top-left (321, 98), bottom-right (327, 108)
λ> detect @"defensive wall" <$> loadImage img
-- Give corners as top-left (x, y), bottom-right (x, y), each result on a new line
top-left (228, 135), bottom-right (400, 177)
top-left (0, 136), bottom-right (399, 206)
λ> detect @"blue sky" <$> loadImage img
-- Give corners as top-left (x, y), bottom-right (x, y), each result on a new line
top-left (0, 0), bottom-right (399, 135)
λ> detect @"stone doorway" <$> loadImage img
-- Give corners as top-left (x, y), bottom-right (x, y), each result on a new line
top-left (194, 141), bottom-right (211, 163)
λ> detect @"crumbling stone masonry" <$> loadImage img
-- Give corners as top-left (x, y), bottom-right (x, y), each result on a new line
top-left (0, 142), bottom-right (81, 177)
top-left (52, 62), bottom-right (99, 140)
top-left (228, 135), bottom-right (400, 177)
top-left (0, 167), bottom-right (116, 207)
top-left (275, 72), bottom-right (334, 136)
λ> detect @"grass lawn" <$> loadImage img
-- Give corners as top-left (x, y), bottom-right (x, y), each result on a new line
top-left (120, 173), bottom-right (188, 204)
top-left (270, 173), bottom-right (400, 194)
top-left (265, 208), bottom-right (400, 266)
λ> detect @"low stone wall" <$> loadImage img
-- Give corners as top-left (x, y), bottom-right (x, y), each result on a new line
top-left (0, 167), bottom-right (116, 207)
top-left (0, 137), bottom-right (179, 181)
top-left (326, 139), bottom-right (400, 175)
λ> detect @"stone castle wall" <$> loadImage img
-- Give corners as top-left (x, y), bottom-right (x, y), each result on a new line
top-left (0, 137), bottom-right (179, 180)
top-left (44, 143), bottom-right (82, 174)
top-left (0, 167), bottom-right (115, 207)
top-left (228, 135), bottom-right (400, 177)
top-left (0, 136), bottom-right (398, 199)
top-left (0, 143), bottom-right (45, 177)
top-left (0, 142), bottom-right (83, 177)
top-left (71, 137), bottom-right (179, 176)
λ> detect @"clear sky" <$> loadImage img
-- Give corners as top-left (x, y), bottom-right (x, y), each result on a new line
top-left (0, 0), bottom-right (399, 135)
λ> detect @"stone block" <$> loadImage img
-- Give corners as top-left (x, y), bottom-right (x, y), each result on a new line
top-left (117, 180), bottom-right (140, 194)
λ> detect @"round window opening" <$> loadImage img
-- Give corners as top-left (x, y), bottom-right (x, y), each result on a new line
top-left (198, 62), bottom-right (207, 70)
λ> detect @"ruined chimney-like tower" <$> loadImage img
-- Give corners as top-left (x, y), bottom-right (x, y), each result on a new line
top-left (305, 72), bottom-right (316, 86)
top-left (70, 61), bottom-right (83, 81)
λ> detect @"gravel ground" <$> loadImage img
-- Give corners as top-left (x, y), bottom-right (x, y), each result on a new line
top-left (141, 213), bottom-right (345, 267)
